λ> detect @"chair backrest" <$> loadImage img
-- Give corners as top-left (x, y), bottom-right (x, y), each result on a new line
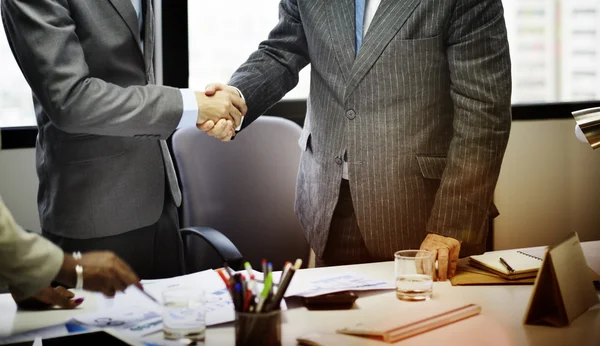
top-left (172, 116), bottom-right (309, 271)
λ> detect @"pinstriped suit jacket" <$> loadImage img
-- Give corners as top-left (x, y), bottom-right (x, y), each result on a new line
top-left (229, 0), bottom-right (512, 259)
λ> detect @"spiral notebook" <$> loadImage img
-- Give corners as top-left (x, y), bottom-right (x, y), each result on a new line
top-left (469, 249), bottom-right (543, 279)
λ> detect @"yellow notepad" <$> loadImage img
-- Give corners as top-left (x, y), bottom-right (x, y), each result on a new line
top-left (469, 249), bottom-right (542, 279)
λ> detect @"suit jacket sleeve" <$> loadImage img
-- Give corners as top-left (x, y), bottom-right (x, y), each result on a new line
top-left (1, 0), bottom-right (182, 138)
top-left (228, 0), bottom-right (310, 128)
top-left (427, 0), bottom-right (512, 244)
top-left (0, 199), bottom-right (64, 301)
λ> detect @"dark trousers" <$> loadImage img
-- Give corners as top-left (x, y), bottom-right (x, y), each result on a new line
top-left (43, 192), bottom-right (185, 280)
top-left (316, 180), bottom-right (381, 267)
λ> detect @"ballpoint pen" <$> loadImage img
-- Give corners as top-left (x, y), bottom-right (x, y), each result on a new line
top-left (265, 258), bottom-right (302, 312)
top-left (244, 261), bottom-right (253, 278)
top-left (499, 257), bottom-right (515, 273)
top-left (135, 285), bottom-right (159, 304)
top-left (216, 268), bottom-right (231, 288)
top-left (256, 271), bottom-right (273, 313)
top-left (233, 283), bottom-right (243, 311)
top-left (280, 261), bottom-right (292, 285)
top-left (223, 262), bottom-right (235, 278)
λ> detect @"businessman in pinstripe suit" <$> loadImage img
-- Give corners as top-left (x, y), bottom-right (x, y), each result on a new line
top-left (205, 0), bottom-right (512, 280)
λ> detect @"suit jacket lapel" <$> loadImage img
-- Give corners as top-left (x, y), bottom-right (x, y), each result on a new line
top-left (143, 0), bottom-right (154, 83)
top-left (345, 0), bottom-right (421, 100)
top-left (326, 0), bottom-right (355, 83)
top-left (108, 0), bottom-right (144, 59)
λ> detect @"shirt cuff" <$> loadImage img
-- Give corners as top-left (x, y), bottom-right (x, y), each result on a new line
top-left (230, 86), bottom-right (245, 131)
top-left (178, 89), bottom-right (199, 129)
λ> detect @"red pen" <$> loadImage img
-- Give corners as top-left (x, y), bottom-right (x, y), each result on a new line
top-left (216, 268), bottom-right (231, 288)
top-left (243, 289), bottom-right (253, 312)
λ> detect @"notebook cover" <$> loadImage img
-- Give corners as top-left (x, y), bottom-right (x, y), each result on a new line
top-left (336, 302), bottom-right (481, 343)
top-left (451, 260), bottom-right (536, 285)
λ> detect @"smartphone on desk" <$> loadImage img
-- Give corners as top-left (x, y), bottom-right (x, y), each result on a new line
top-left (303, 291), bottom-right (358, 310)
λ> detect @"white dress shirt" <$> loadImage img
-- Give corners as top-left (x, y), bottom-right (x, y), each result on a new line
top-left (342, 0), bottom-right (381, 179)
top-left (129, 0), bottom-right (197, 128)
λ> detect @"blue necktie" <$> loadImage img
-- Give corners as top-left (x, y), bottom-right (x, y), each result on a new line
top-left (355, 0), bottom-right (366, 54)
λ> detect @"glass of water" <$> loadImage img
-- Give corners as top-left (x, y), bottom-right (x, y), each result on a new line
top-left (394, 250), bottom-right (434, 301)
top-left (162, 287), bottom-right (206, 342)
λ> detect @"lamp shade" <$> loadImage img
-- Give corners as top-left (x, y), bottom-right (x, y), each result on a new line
top-left (572, 107), bottom-right (600, 149)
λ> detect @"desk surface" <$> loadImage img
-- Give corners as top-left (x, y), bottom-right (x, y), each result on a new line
top-left (1, 242), bottom-right (599, 346)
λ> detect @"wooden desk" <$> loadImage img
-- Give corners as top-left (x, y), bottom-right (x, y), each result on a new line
top-left (1, 242), bottom-right (599, 346)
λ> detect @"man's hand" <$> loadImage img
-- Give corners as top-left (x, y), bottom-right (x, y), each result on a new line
top-left (56, 251), bottom-right (142, 297)
top-left (196, 86), bottom-right (246, 131)
top-left (419, 233), bottom-right (461, 281)
top-left (13, 286), bottom-right (84, 310)
top-left (197, 119), bottom-right (236, 142)
top-left (198, 83), bottom-right (247, 142)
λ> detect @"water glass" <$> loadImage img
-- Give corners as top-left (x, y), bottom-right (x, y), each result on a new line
top-left (394, 250), bottom-right (434, 301)
top-left (162, 287), bottom-right (206, 342)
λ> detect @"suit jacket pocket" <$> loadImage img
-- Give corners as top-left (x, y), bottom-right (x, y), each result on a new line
top-left (59, 135), bottom-right (125, 164)
top-left (391, 34), bottom-right (444, 58)
top-left (417, 155), bottom-right (501, 218)
top-left (416, 155), bottom-right (446, 179)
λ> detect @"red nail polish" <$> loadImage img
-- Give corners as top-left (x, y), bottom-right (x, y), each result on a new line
top-left (74, 298), bottom-right (85, 303)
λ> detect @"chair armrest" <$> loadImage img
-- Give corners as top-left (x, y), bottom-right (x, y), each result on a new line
top-left (179, 227), bottom-right (244, 270)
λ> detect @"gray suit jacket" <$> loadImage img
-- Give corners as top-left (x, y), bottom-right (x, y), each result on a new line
top-left (0, 198), bottom-right (63, 300)
top-left (230, 0), bottom-right (512, 258)
top-left (1, 0), bottom-right (183, 238)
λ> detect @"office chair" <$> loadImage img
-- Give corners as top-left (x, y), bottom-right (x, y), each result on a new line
top-left (172, 116), bottom-right (310, 272)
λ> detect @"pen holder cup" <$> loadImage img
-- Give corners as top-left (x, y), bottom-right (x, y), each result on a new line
top-left (234, 310), bottom-right (282, 346)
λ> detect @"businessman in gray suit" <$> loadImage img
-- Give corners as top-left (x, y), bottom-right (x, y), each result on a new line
top-left (1, 0), bottom-right (246, 279)
top-left (205, 0), bottom-right (512, 280)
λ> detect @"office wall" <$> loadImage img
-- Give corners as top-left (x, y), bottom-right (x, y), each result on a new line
top-left (494, 119), bottom-right (600, 249)
top-left (1, 120), bottom-right (599, 247)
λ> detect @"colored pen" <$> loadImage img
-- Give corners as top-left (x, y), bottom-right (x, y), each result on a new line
top-left (243, 289), bottom-right (253, 312)
top-left (244, 261), bottom-right (253, 278)
top-left (233, 283), bottom-right (243, 311)
top-left (256, 271), bottom-right (273, 313)
top-left (280, 261), bottom-right (292, 285)
top-left (266, 258), bottom-right (302, 312)
top-left (499, 257), bottom-right (515, 273)
top-left (223, 262), bottom-right (235, 278)
top-left (261, 259), bottom-right (267, 277)
top-left (249, 274), bottom-right (257, 296)
top-left (216, 268), bottom-right (231, 288)
top-left (267, 262), bottom-right (273, 294)
top-left (140, 289), bottom-right (159, 304)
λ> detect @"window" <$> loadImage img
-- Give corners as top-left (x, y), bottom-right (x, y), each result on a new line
top-left (2, 0), bottom-right (600, 129)
top-left (187, 0), bottom-right (310, 100)
top-left (188, 0), bottom-right (600, 105)
top-left (504, 0), bottom-right (600, 104)
top-left (0, 13), bottom-right (36, 127)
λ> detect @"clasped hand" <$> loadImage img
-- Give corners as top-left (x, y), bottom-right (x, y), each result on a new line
top-left (196, 83), bottom-right (247, 142)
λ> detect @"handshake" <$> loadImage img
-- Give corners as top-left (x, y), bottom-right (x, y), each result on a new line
top-left (195, 83), bottom-right (247, 142)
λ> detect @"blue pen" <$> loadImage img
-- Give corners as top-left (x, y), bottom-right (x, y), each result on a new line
top-left (267, 262), bottom-right (273, 294)
top-left (234, 283), bottom-right (242, 312)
